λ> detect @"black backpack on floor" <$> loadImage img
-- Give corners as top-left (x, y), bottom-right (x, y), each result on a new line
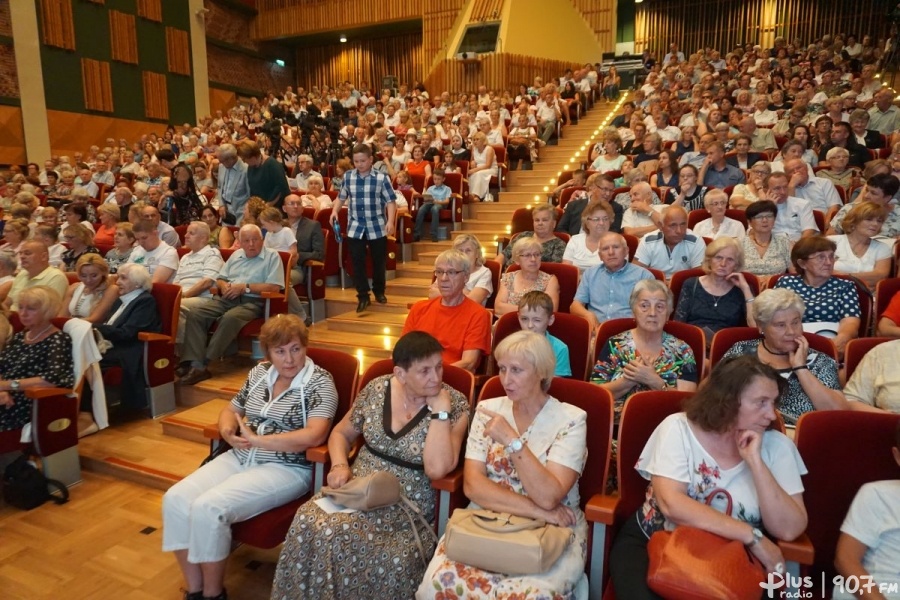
top-left (2, 453), bottom-right (69, 510)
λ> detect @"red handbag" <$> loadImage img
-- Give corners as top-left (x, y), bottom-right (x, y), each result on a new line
top-left (646, 487), bottom-right (767, 600)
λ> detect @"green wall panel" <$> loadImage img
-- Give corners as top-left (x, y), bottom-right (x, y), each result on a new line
top-left (73, 0), bottom-right (111, 60)
top-left (136, 18), bottom-right (167, 72)
top-left (168, 74), bottom-right (195, 125)
top-left (109, 61), bottom-right (144, 120)
top-left (41, 47), bottom-right (84, 113)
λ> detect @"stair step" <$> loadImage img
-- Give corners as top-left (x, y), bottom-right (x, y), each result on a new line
top-left (324, 290), bottom-right (424, 315)
top-left (160, 400), bottom-right (230, 444)
top-left (396, 262), bottom-right (439, 278)
top-left (326, 311), bottom-right (410, 335)
top-left (307, 324), bottom-right (396, 359)
top-left (385, 276), bottom-right (432, 297)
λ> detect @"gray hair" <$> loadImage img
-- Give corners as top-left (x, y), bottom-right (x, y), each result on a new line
top-left (217, 143), bottom-right (237, 159)
top-left (511, 236), bottom-right (543, 261)
top-left (494, 331), bottom-right (556, 392)
top-left (117, 263), bottom-right (153, 291)
top-left (703, 236), bottom-right (745, 272)
top-left (239, 224), bottom-right (262, 240)
top-left (435, 249), bottom-right (472, 275)
top-left (629, 279), bottom-right (674, 314)
top-left (452, 234), bottom-right (485, 268)
top-left (0, 250), bottom-right (17, 272)
top-left (752, 288), bottom-right (805, 327)
top-left (188, 220), bottom-right (211, 238)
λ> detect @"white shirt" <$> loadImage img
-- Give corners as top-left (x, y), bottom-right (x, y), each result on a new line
top-left (263, 227), bottom-right (297, 253)
top-left (562, 233), bottom-right (603, 271)
top-left (127, 242), bottom-right (179, 283)
top-left (174, 245), bottom-right (224, 297)
top-left (773, 196), bottom-right (818, 241)
top-left (466, 265), bottom-right (493, 306)
top-left (793, 177), bottom-right (843, 212)
top-left (692, 217), bottom-right (746, 241)
top-left (828, 235), bottom-right (892, 275)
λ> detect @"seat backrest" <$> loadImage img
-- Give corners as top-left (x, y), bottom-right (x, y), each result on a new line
top-left (491, 311), bottom-right (593, 380)
top-left (687, 209), bottom-right (710, 230)
top-left (483, 260), bottom-right (502, 310)
top-left (506, 262), bottom-right (579, 313)
top-left (709, 327), bottom-right (837, 368)
top-left (559, 186), bottom-right (585, 209)
top-left (668, 268), bottom-right (706, 310)
top-left (623, 233), bottom-right (639, 260)
top-left (306, 347), bottom-right (360, 422)
top-left (510, 208), bottom-right (533, 236)
top-left (843, 337), bottom-right (893, 381)
top-left (150, 283), bottom-right (182, 338)
top-left (594, 318), bottom-right (706, 379)
top-left (616, 391), bottom-right (691, 517)
top-left (875, 277), bottom-right (900, 321)
top-left (360, 359), bottom-right (475, 408)
top-left (794, 412), bottom-right (900, 573)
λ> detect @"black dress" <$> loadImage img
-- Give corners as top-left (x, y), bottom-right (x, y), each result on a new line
top-left (672, 276), bottom-right (747, 337)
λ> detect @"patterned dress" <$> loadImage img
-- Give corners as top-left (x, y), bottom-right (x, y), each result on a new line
top-left (500, 270), bottom-right (552, 307)
top-left (417, 396), bottom-right (589, 600)
top-left (0, 331), bottom-right (74, 431)
top-left (270, 375), bottom-right (469, 600)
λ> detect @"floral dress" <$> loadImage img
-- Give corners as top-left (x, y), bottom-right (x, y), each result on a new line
top-left (500, 270), bottom-right (552, 307)
top-left (417, 396), bottom-right (589, 600)
top-left (270, 375), bottom-right (469, 600)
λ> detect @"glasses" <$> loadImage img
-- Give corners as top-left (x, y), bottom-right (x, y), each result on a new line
top-left (707, 201), bottom-right (727, 207)
top-left (586, 216), bottom-right (610, 222)
top-left (805, 252), bottom-right (836, 263)
top-left (284, 202), bottom-right (302, 207)
top-left (518, 252), bottom-right (541, 260)
top-left (434, 269), bottom-right (463, 278)
top-left (751, 213), bottom-right (775, 221)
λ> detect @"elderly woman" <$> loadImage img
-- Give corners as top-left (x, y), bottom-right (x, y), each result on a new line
top-left (818, 147), bottom-right (861, 192)
top-left (272, 331), bottom-right (470, 599)
top-left (500, 204), bottom-right (566, 268)
top-left (741, 200), bottom-right (793, 282)
top-left (61, 225), bottom-right (100, 272)
top-left (406, 145), bottom-right (433, 180)
top-left (0, 218), bottom-right (29, 260)
top-left (95, 263), bottom-right (161, 412)
top-left (563, 199), bottom-right (614, 271)
top-left (427, 234), bottom-right (493, 306)
top-left (495, 237), bottom-right (561, 317)
top-left (299, 175), bottom-right (333, 211)
top-left (591, 279), bottom-right (699, 420)
top-left (59, 253), bottom-right (119, 323)
top-left (590, 132), bottom-right (627, 174)
top-left (94, 203), bottom-right (121, 247)
top-left (199, 205), bottom-right (234, 249)
top-left (828, 202), bottom-right (892, 290)
top-left (673, 237), bottom-right (757, 336)
top-left (468, 132), bottom-right (498, 202)
top-left (105, 222), bottom-right (135, 274)
top-left (722, 288), bottom-right (847, 424)
top-left (418, 331), bottom-right (589, 598)
top-left (773, 236), bottom-right (861, 356)
top-left (693, 188), bottom-right (746, 240)
top-left (609, 355), bottom-right (808, 597)
top-left (164, 315), bottom-right (338, 600)
top-left (0, 286), bottom-right (75, 433)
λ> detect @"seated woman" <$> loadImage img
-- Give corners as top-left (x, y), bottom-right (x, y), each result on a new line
top-left (405, 145), bottom-right (433, 181)
top-left (271, 331), bottom-right (469, 600)
top-left (590, 132), bottom-right (627, 174)
top-left (817, 147), bottom-right (862, 193)
top-left (95, 263), bottom-right (161, 412)
top-left (723, 288), bottom-right (847, 425)
top-left (163, 314), bottom-right (337, 600)
top-left (603, 66), bottom-right (621, 101)
top-left (0, 286), bottom-right (75, 434)
top-left (0, 250), bottom-right (16, 306)
top-left (93, 203), bottom-right (121, 247)
top-left (664, 164), bottom-right (709, 211)
top-left (499, 205), bottom-right (567, 268)
top-left (609, 355), bottom-right (808, 597)
top-left (592, 279), bottom-right (699, 425)
top-left (60, 202), bottom-right (95, 239)
top-left (59, 253), bottom-right (119, 324)
top-left (828, 201), bottom-right (892, 291)
top-left (418, 331), bottom-right (589, 599)
top-left (494, 237), bottom-right (560, 317)
top-left (649, 150), bottom-right (679, 189)
top-left (563, 199), bottom-right (614, 272)
top-left (729, 162), bottom-right (771, 209)
top-left (774, 236), bottom-right (861, 357)
top-left (299, 175), bottom-right (333, 212)
top-left (728, 133), bottom-right (765, 169)
top-left (0, 218), bottom-right (29, 262)
top-left (199, 206), bottom-right (234, 249)
top-left (692, 189), bottom-right (746, 240)
top-left (468, 132), bottom-right (498, 202)
top-left (105, 222), bottom-right (135, 275)
top-left (673, 237), bottom-right (757, 337)
top-left (61, 225), bottom-right (100, 272)
top-left (741, 200), bottom-right (793, 284)
top-left (427, 234), bottom-right (493, 306)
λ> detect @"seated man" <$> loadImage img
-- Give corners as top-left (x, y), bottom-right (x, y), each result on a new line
top-left (829, 174), bottom-right (900, 237)
top-left (622, 182), bottom-right (666, 238)
top-left (128, 220), bottom-right (179, 284)
top-left (633, 205), bottom-right (706, 279)
top-left (843, 338), bottom-right (900, 413)
top-left (4, 241), bottom-right (69, 311)
top-left (178, 225), bottom-right (285, 385)
top-left (784, 157), bottom-right (842, 213)
top-left (141, 204), bottom-right (182, 248)
top-left (741, 116), bottom-right (778, 152)
top-left (699, 140), bottom-right (746, 189)
top-left (402, 249), bottom-right (491, 372)
top-left (556, 173), bottom-right (623, 235)
top-left (877, 290), bottom-right (900, 338)
top-left (571, 232), bottom-right (655, 329)
top-left (283, 193), bottom-right (324, 321)
top-left (766, 171), bottom-right (818, 241)
top-left (173, 221), bottom-right (224, 342)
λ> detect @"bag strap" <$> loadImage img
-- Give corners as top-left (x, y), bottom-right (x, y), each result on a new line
top-left (364, 442), bottom-right (425, 471)
top-left (704, 487), bottom-right (733, 516)
top-left (45, 478), bottom-right (69, 505)
top-left (397, 494), bottom-right (438, 569)
top-left (471, 511), bottom-right (547, 533)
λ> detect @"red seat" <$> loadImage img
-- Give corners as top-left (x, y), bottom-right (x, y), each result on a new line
top-left (491, 311), bottom-right (593, 379)
top-left (483, 259), bottom-right (502, 311)
top-left (875, 277), bottom-right (900, 322)
top-left (709, 327), bottom-right (837, 369)
top-left (295, 231), bottom-right (328, 323)
top-left (623, 233), bottom-right (639, 260)
top-left (559, 186), bottom-right (586, 209)
top-left (843, 336), bottom-right (892, 381)
top-left (506, 262), bottom-right (579, 314)
top-left (490, 145), bottom-right (508, 191)
top-left (669, 269), bottom-right (759, 318)
top-left (768, 274), bottom-right (872, 338)
top-left (412, 174), bottom-right (463, 234)
top-left (174, 224), bottom-right (188, 245)
top-left (594, 318), bottom-right (706, 379)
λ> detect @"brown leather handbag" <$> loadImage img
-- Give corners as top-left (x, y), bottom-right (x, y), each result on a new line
top-left (646, 488), bottom-right (767, 600)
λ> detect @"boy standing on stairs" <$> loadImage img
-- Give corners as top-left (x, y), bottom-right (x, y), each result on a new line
top-left (414, 168), bottom-right (451, 242)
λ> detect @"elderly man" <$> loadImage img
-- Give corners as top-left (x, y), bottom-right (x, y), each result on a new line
top-left (4, 241), bottom-right (69, 311)
top-left (740, 117), bottom-right (778, 152)
top-left (293, 154), bottom-right (322, 192)
top-left (556, 173), bottom-right (622, 235)
top-left (283, 194), bottom-right (325, 286)
top-left (173, 221), bottom-right (224, 343)
top-left (139, 205), bottom-right (181, 248)
top-left (633, 205), bottom-right (706, 279)
top-left (179, 225), bottom-right (285, 385)
top-left (679, 133), bottom-right (716, 169)
top-left (622, 182), bottom-right (666, 238)
top-left (401, 249), bottom-right (492, 372)
top-left (143, 161), bottom-right (164, 187)
top-left (765, 171), bottom-right (818, 241)
top-left (107, 186), bottom-right (136, 221)
top-left (76, 168), bottom-right (99, 197)
top-left (571, 232), bottom-right (655, 329)
top-left (214, 143), bottom-right (250, 224)
top-left (784, 158), bottom-right (842, 212)
top-left (867, 89), bottom-right (900, 135)
top-left (128, 220), bottom-right (179, 283)
top-left (699, 141), bottom-right (746, 189)
top-left (91, 157), bottom-right (115, 187)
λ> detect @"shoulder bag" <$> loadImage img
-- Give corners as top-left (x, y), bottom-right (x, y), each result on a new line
top-left (2, 453), bottom-right (70, 510)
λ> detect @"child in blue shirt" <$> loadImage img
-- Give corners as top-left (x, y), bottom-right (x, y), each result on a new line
top-left (414, 168), bottom-right (452, 242)
top-left (517, 290), bottom-right (571, 377)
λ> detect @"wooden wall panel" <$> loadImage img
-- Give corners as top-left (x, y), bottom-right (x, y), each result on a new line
top-left (207, 44), bottom-right (294, 94)
top-left (81, 58), bottom-right (113, 112)
top-left (0, 105), bottom-right (25, 165)
top-left (39, 0), bottom-right (76, 51)
top-left (253, 0), bottom-right (421, 39)
top-left (166, 27), bottom-right (191, 76)
top-left (634, 0), bottom-right (890, 56)
top-left (424, 0), bottom-right (467, 69)
top-left (142, 71), bottom-right (168, 120)
top-left (136, 0), bottom-right (163, 22)
top-left (0, 43), bottom-right (18, 99)
top-left (204, 0), bottom-right (257, 51)
top-left (295, 33), bottom-right (424, 91)
top-left (0, 1), bottom-right (12, 38)
top-left (209, 87), bottom-right (238, 117)
top-left (425, 54), bottom-right (579, 95)
top-left (471, 0), bottom-right (504, 22)
top-left (46, 109), bottom-right (166, 159)
top-left (109, 10), bottom-right (138, 64)
top-left (570, 0), bottom-right (616, 51)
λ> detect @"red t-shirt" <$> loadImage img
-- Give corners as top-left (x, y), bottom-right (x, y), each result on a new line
top-left (880, 290), bottom-right (900, 326)
top-left (402, 297), bottom-right (492, 366)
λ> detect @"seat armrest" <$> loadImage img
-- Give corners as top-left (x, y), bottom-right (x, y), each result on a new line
top-left (261, 291), bottom-right (283, 299)
top-left (585, 493), bottom-right (621, 525)
top-left (303, 260), bottom-right (325, 268)
top-left (431, 467), bottom-right (464, 492)
top-left (778, 533), bottom-right (814, 565)
top-left (203, 424), bottom-right (222, 441)
top-left (306, 444), bottom-right (330, 463)
top-left (25, 387), bottom-right (74, 399)
top-left (138, 332), bottom-right (173, 342)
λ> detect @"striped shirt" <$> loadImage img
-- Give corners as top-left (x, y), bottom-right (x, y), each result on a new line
top-left (338, 168), bottom-right (396, 240)
top-left (230, 360), bottom-right (338, 467)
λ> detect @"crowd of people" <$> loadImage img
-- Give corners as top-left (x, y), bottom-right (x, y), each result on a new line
top-left (2, 28), bottom-right (900, 600)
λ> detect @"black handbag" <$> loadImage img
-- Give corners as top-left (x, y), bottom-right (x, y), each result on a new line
top-left (2, 454), bottom-right (69, 510)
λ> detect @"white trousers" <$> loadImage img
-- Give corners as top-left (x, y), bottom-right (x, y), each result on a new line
top-left (161, 450), bottom-right (312, 563)
top-left (469, 168), bottom-right (497, 199)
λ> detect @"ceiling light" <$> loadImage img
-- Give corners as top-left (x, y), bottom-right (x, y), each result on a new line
top-left (275, 59), bottom-right (285, 67)
top-left (340, 35), bottom-right (347, 43)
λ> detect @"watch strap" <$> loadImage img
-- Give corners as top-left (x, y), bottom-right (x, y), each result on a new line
top-left (429, 410), bottom-right (450, 421)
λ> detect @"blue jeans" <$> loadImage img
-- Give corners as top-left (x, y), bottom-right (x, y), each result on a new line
top-left (415, 202), bottom-right (442, 237)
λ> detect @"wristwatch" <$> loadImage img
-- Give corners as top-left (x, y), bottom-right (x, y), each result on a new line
top-left (244, 284), bottom-right (251, 295)
top-left (9, 380), bottom-right (20, 391)
top-left (506, 437), bottom-right (524, 455)
top-left (430, 410), bottom-right (450, 421)
top-left (747, 527), bottom-right (763, 547)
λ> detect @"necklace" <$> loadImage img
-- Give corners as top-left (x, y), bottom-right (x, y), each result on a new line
top-left (25, 324), bottom-right (54, 343)
top-left (761, 339), bottom-right (790, 356)
top-left (403, 397), bottom-right (426, 420)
